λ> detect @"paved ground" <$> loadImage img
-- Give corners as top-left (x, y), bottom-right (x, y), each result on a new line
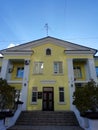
top-left (8, 125), bottom-right (84, 130)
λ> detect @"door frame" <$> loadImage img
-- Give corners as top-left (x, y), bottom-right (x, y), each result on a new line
top-left (42, 87), bottom-right (54, 111)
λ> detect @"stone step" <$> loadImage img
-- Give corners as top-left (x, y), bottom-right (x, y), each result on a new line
top-left (7, 111), bottom-right (84, 130)
top-left (15, 111), bottom-right (79, 126)
top-left (7, 125), bottom-right (84, 130)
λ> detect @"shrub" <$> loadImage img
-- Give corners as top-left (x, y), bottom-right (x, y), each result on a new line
top-left (73, 79), bottom-right (98, 114)
top-left (0, 78), bottom-right (15, 110)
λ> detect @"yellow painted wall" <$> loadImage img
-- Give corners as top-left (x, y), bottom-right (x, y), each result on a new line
top-left (9, 84), bottom-right (22, 90)
top-left (27, 43), bottom-right (70, 111)
top-left (0, 42), bottom-right (96, 111)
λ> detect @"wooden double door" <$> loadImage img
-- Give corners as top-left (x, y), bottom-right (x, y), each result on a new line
top-left (43, 87), bottom-right (54, 111)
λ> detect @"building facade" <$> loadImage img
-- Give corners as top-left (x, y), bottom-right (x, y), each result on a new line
top-left (0, 36), bottom-right (98, 111)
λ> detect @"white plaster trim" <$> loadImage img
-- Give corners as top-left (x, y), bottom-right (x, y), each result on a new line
top-left (65, 50), bottom-right (95, 54)
top-left (8, 80), bottom-right (22, 84)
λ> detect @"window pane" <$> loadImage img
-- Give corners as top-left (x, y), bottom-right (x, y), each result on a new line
top-left (54, 62), bottom-right (63, 74)
top-left (54, 63), bottom-right (58, 73)
top-left (32, 87), bottom-right (37, 103)
top-left (33, 62), bottom-right (43, 74)
top-left (59, 92), bottom-right (64, 102)
top-left (17, 67), bottom-right (24, 78)
top-left (59, 62), bottom-right (63, 73)
top-left (59, 87), bottom-right (64, 91)
top-left (46, 48), bottom-right (51, 55)
top-left (59, 87), bottom-right (64, 102)
top-left (96, 67), bottom-right (98, 77)
top-left (32, 96), bottom-right (37, 102)
top-left (39, 62), bottom-right (43, 73)
top-left (74, 66), bottom-right (82, 78)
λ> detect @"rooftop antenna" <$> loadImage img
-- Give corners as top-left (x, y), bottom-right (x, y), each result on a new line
top-left (44, 23), bottom-right (49, 36)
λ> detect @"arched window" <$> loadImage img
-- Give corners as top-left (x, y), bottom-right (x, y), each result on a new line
top-left (46, 48), bottom-right (51, 55)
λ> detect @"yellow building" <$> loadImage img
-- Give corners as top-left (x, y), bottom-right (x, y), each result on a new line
top-left (0, 36), bottom-right (98, 111)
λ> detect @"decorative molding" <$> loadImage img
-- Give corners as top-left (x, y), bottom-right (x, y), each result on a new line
top-left (40, 80), bottom-right (56, 84)
top-left (7, 80), bottom-right (22, 84)
top-left (64, 50), bottom-right (94, 54)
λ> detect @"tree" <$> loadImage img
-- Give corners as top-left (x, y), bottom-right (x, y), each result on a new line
top-left (0, 78), bottom-right (15, 110)
top-left (73, 79), bottom-right (98, 114)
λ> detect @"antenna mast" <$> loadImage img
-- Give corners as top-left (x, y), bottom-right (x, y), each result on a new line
top-left (44, 23), bottom-right (49, 36)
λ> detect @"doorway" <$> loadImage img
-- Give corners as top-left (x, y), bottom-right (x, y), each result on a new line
top-left (43, 87), bottom-right (54, 111)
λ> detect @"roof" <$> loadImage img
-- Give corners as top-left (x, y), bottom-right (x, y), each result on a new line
top-left (0, 36), bottom-right (97, 55)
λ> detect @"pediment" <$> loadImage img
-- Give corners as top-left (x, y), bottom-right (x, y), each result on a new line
top-left (1, 36), bottom-right (97, 55)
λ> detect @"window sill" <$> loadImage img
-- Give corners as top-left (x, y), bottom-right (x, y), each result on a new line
top-left (53, 73), bottom-right (64, 76)
top-left (31, 102), bottom-right (38, 105)
top-left (58, 102), bottom-right (66, 105)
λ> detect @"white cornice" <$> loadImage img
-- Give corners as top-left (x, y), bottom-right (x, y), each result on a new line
top-left (64, 50), bottom-right (95, 54)
top-left (4, 50), bottom-right (33, 56)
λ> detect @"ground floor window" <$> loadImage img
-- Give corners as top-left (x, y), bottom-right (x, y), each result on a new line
top-left (59, 87), bottom-right (65, 103)
top-left (32, 87), bottom-right (38, 103)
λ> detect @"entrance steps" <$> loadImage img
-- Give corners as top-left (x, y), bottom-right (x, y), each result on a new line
top-left (7, 111), bottom-right (84, 130)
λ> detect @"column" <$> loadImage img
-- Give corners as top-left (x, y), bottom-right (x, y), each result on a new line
top-left (0, 59), bottom-right (9, 79)
top-left (87, 59), bottom-right (97, 82)
top-left (67, 58), bottom-right (75, 111)
top-left (21, 59), bottom-right (30, 110)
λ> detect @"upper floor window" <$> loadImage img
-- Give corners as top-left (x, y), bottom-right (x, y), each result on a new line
top-left (95, 67), bottom-right (98, 77)
top-left (54, 62), bottom-right (63, 74)
top-left (74, 66), bottom-right (82, 79)
top-left (33, 62), bottom-right (44, 74)
top-left (46, 48), bottom-right (51, 55)
top-left (16, 67), bottom-right (24, 78)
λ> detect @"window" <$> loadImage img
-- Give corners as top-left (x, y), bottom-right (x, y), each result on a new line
top-left (95, 67), bottom-right (98, 77)
top-left (54, 62), bottom-right (63, 74)
top-left (74, 66), bottom-right (82, 79)
top-left (46, 48), bottom-right (51, 55)
top-left (16, 67), bottom-right (24, 78)
top-left (32, 87), bottom-right (38, 103)
top-left (0, 67), bottom-right (1, 72)
top-left (59, 87), bottom-right (65, 102)
top-left (33, 62), bottom-right (44, 74)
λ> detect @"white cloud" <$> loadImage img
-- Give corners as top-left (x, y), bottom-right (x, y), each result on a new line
top-left (7, 43), bottom-right (15, 48)
top-left (0, 54), bottom-right (3, 57)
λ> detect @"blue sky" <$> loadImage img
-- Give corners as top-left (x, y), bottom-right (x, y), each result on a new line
top-left (0, 0), bottom-right (98, 52)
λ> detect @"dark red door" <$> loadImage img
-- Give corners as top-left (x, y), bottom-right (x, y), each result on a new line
top-left (43, 87), bottom-right (54, 111)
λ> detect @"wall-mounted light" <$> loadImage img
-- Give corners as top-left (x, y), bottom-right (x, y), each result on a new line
top-left (24, 60), bottom-right (30, 65)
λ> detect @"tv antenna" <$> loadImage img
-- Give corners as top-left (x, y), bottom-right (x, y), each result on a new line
top-left (44, 23), bottom-right (49, 36)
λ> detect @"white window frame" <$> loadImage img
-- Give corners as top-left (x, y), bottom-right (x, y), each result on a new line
top-left (54, 62), bottom-right (63, 74)
top-left (33, 62), bottom-right (44, 74)
top-left (59, 87), bottom-right (65, 103)
top-left (32, 87), bottom-right (38, 104)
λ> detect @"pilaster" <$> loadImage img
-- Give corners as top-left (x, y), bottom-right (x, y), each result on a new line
top-left (0, 59), bottom-right (9, 79)
top-left (87, 59), bottom-right (97, 82)
top-left (21, 59), bottom-right (30, 110)
top-left (67, 58), bottom-right (75, 110)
